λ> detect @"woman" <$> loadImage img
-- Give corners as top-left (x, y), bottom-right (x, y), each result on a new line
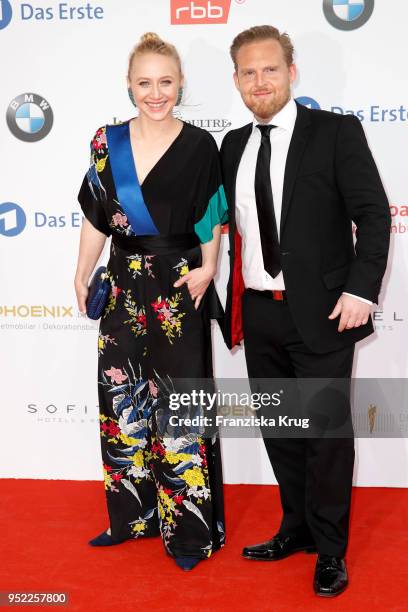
top-left (74, 32), bottom-right (228, 571)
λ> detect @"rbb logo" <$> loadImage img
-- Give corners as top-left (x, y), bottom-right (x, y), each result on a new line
top-left (171, 0), bottom-right (231, 24)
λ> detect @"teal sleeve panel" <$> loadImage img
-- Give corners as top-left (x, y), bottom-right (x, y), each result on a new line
top-left (194, 184), bottom-right (229, 244)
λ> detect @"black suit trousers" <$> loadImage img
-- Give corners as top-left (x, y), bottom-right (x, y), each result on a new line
top-left (242, 289), bottom-right (355, 558)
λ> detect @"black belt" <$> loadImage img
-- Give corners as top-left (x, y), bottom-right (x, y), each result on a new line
top-left (112, 231), bottom-right (225, 325)
top-left (111, 232), bottom-right (200, 255)
top-left (245, 287), bottom-right (287, 302)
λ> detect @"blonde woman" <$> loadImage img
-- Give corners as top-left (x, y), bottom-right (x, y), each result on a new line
top-left (74, 33), bottom-right (227, 571)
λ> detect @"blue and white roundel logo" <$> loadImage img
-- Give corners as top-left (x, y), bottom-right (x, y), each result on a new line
top-left (0, 202), bottom-right (26, 236)
top-left (323, 0), bottom-right (374, 30)
top-left (296, 96), bottom-right (321, 110)
top-left (15, 103), bottom-right (45, 133)
top-left (334, 0), bottom-right (365, 21)
top-left (0, 0), bottom-right (12, 30)
top-left (6, 93), bottom-right (53, 142)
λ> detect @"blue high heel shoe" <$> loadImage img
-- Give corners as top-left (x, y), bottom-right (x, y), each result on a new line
top-left (174, 556), bottom-right (201, 571)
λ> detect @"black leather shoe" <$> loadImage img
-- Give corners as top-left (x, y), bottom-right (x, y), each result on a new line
top-left (242, 533), bottom-right (317, 561)
top-left (313, 555), bottom-right (348, 597)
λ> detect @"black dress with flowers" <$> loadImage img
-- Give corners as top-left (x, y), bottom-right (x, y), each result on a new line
top-left (78, 120), bottom-right (228, 559)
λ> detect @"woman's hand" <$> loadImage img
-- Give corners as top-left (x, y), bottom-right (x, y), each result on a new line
top-left (173, 264), bottom-right (216, 309)
top-left (75, 277), bottom-right (89, 315)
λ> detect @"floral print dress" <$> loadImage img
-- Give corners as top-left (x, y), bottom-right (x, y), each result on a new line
top-left (78, 119), bottom-right (228, 559)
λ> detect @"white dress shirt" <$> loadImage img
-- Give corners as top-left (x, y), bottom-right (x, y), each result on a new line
top-left (235, 96), bottom-right (372, 305)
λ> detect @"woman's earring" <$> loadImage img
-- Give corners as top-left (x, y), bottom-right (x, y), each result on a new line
top-left (127, 88), bottom-right (137, 107)
top-left (175, 86), bottom-right (183, 107)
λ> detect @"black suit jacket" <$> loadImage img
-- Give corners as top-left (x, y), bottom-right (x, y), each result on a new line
top-left (221, 101), bottom-right (391, 353)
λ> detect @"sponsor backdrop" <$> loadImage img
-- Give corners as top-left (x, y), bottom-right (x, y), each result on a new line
top-left (1, 0), bottom-right (407, 485)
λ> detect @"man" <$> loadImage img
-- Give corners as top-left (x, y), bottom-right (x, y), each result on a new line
top-left (221, 25), bottom-right (390, 597)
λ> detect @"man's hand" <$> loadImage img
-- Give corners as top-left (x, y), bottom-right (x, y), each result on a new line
top-left (173, 265), bottom-right (215, 309)
top-left (328, 294), bottom-right (371, 332)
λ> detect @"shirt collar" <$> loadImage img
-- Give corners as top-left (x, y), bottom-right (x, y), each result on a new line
top-left (251, 96), bottom-right (297, 134)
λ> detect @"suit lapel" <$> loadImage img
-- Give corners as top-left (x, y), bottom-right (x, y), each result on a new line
top-left (280, 102), bottom-right (312, 234)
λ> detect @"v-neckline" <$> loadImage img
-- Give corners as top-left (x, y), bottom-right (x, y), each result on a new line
top-left (127, 119), bottom-right (186, 189)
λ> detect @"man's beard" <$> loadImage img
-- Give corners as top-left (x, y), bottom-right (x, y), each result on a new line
top-left (245, 86), bottom-right (290, 120)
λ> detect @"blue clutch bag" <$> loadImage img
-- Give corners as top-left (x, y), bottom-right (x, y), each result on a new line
top-left (86, 266), bottom-right (111, 320)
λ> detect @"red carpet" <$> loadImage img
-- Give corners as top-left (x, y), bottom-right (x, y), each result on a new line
top-left (0, 480), bottom-right (407, 611)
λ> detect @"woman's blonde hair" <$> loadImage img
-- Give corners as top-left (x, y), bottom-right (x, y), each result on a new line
top-left (127, 32), bottom-right (183, 78)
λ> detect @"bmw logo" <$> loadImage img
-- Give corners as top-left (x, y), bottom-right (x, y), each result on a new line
top-left (0, 202), bottom-right (27, 236)
top-left (6, 93), bottom-right (54, 142)
top-left (0, 0), bottom-right (12, 30)
top-left (296, 96), bottom-right (321, 110)
top-left (323, 0), bottom-right (375, 31)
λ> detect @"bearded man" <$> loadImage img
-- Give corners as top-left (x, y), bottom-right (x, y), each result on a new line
top-left (221, 25), bottom-right (390, 597)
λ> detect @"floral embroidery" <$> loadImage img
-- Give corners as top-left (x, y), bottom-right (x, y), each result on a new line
top-left (103, 271), bottom-right (122, 319)
top-left (99, 361), bottom-right (158, 537)
top-left (151, 433), bottom-right (212, 550)
top-left (92, 126), bottom-right (107, 152)
top-left (144, 255), bottom-right (155, 278)
top-left (180, 467), bottom-right (206, 488)
top-left (150, 294), bottom-right (185, 344)
top-left (130, 519), bottom-right (147, 534)
top-left (125, 253), bottom-right (156, 279)
top-left (127, 254), bottom-right (143, 278)
top-left (149, 379), bottom-right (158, 397)
top-left (157, 486), bottom-right (183, 543)
top-left (173, 257), bottom-right (189, 278)
top-left (111, 212), bottom-right (128, 227)
top-left (87, 126), bottom-right (108, 200)
top-left (103, 463), bottom-right (120, 493)
top-left (98, 332), bottom-right (118, 355)
top-left (96, 156), bottom-right (108, 173)
top-left (104, 367), bottom-right (214, 550)
top-left (109, 200), bottom-right (133, 235)
top-left (98, 361), bottom-right (222, 550)
top-left (123, 289), bottom-right (147, 337)
top-left (104, 366), bottom-right (128, 385)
